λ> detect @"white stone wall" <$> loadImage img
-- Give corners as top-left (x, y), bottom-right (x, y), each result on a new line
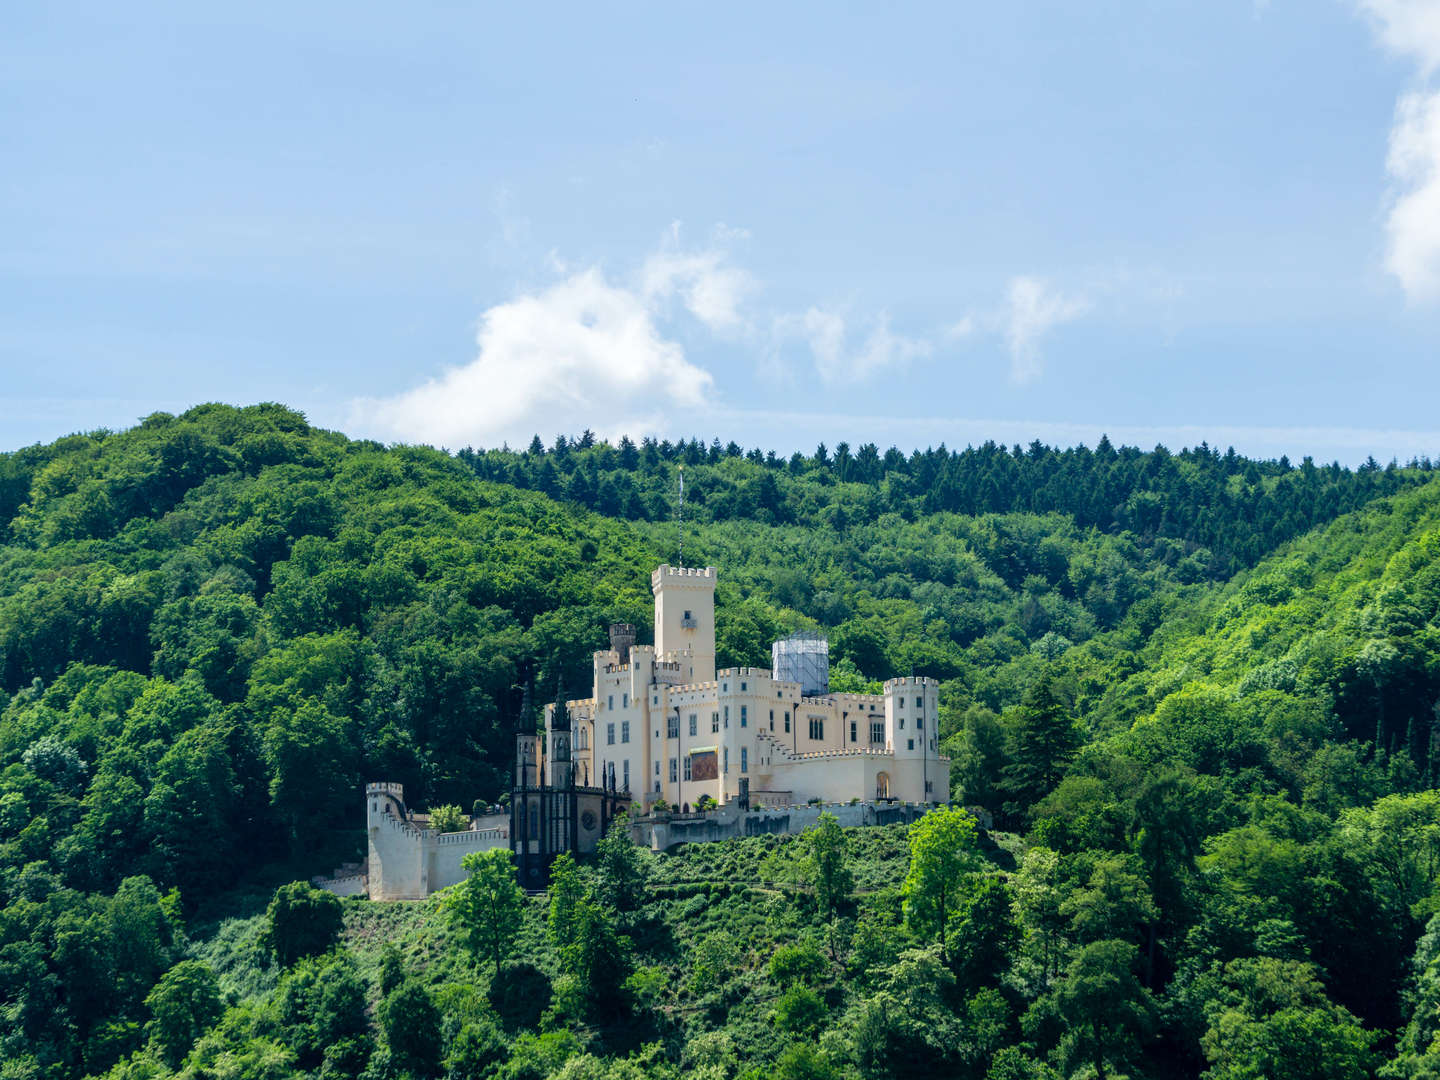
top-left (366, 783), bottom-right (509, 900)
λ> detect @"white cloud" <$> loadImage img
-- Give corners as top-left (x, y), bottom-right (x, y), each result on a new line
top-left (1002, 276), bottom-right (1089, 384)
top-left (349, 264), bottom-right (715, 449)
top-left (1385, 90), bottom-right (1440, 300)
top-left (1356, 0), bottom-right (1440, 300)
top-left (777, 307), bottom-right (932, 385)
top-left (639, 221), bottom-right (754, 332)
top-left (1357, 0), bottom-right (1440, 73)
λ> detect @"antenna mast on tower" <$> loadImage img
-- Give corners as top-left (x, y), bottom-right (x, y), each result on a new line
top-left (677, 465), bottom-right (684, 568)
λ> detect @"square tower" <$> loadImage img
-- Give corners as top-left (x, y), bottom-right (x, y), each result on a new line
top-left (651, 564), bottom-right (717, 684)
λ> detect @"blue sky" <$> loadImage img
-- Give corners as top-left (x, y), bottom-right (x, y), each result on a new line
top-left (5, 2), bottom-right (1440, 464)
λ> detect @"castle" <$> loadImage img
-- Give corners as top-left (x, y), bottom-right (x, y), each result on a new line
top-left (356, 562), bottom-right (950, 899)
top-left (550, 563), bottom-right (950, 812)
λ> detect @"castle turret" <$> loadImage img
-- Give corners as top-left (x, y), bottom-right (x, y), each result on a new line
top-left (549, 675), bottom-right (573, 789)
top-left (652, 564), bottom-right (717, 684)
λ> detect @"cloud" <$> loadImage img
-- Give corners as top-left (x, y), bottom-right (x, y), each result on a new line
top-left (1002, 276), bottom-right (1089, 384)
top-left (1356, 1), bottom-right (1440, 300)
top-left (1356, 0), bottom-right (1440, 73)
top-left (641, 248), bottom-right (753, 332)
top-left (1384, 91), bottom-right (1440, 300)
top-left (777, 307), bottom-right (932, 385)
top-left (350, 263), bottom-right (716, 449)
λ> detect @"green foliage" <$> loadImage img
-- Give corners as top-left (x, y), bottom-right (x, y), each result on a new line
top-left (265, 881), bottom-right (343, 967)
top-left (804, 812), bottom-right (853, 921)
top-left (427, 804), bottom-right (466, 833)
top-left (443, 850), bottom-right (524, 974)
top-left (143, 959), bottom-right (222, 1067)
top-left (7, 409), bottom-right (1440, 1079)
top-left (378, 979), bottom-right (442, 1077)
top-left (902, 807), bottom-right (981, 959)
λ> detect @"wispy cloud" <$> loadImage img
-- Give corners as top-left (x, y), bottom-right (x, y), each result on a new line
top-left (1356, 0), bottom-right (1440, 301)
top-left (775, 307), bottom-right (932, 386)
top-left (1001, 276), bottom-right (1090, 384)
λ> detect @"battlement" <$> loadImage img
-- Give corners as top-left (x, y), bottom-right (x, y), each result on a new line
top-left (718, 666), bottom-right (775, 681)
top-left (884, 676), bottom-right (940, 690)
top-left (651, 564), bottom-right (718, 591)
top-left (367, 782), bottom-right (405, 797)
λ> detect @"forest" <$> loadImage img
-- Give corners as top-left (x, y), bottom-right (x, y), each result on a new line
top-left (2, 402), bottom-right (1440, 1079)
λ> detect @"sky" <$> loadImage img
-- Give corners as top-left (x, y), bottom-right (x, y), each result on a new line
top-left (5, 2), bottom-right (1440, 465)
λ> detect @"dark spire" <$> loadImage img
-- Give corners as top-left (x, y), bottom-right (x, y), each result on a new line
top-left (552, 671), bottom-right (569, 732)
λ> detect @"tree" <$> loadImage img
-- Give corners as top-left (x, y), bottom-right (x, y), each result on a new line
top-left (443, 849), bottom-right (524, 974)
top-left (805, 812), bottom-right (854, 923)
top-left (427, 804), bottom-right (466, 833)
top-left (379, 979), bottom-right (441, 1078)
top-left (1001, 675), bottom-right (1079, 817)
top-left (144, 960), bottom-right (222, 1067)
top-left (950, 877), bottom-right (1020, 992)
top-left (1030, 939), bottom-right (1155, 1080)
top-left (594, 812), bottom-right (648, 914)
top-left (265, 881), bottom-right (343, 967)
top-left (546, 852), bottom-right (586, 956)
top-left (902, 808), bottom-right (981, 959)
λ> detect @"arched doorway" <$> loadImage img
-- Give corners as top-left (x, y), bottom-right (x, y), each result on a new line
top-left (876, 772), bottom-right (891, 800)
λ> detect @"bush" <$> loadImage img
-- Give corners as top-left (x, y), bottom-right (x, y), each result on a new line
top-left (428, 804), bottom-right (467, 832)
top-left (488, 961), bottom-right (552, 1031)
top-left (265, 882), bottom-right (343, 967)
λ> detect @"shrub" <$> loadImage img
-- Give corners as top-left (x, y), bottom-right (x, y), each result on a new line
top-left (265, 882), bottom-right (343, 967)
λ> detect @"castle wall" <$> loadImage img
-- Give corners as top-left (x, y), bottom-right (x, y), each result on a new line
top-left (633, 799), bottom-right (935, 851)
top-left (366, 783), bottom-right (509, 900)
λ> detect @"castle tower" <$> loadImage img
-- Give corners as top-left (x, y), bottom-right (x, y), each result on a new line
top-left (651, 564), bottom-right (717, 684)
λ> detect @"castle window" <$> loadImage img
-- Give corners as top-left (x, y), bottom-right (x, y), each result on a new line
top-left (850, 720), bottom-right (857, 742)
top-left (871, 720), bottom-right (884, 743)
top-left (899, 717), bottom-right (905, 730)
top-left (740, 706), bottom-right (747, 728)
top-left (769, 709), bottom-right (774, 731)
top-left (684, 756), bottom-right (692, 780)
top-left (608, 695), bottom-right (614, 710)
top-left (669, 757), bottom-right (678, 782)
top-left (623, 760), bottom-right (630, 790)
top-left (785, 711), bottom-right (791, 733)
top-left (741, 681), bottom-right (747, 692)
top-left (607, 723), bottom-right (615, 745)
top-left (724, 706), bottom-right (729, 728)
top-left (917, 716), bottom-right (923, 730)
top-left (712, 711), bottom-right (720, 733)
top-left (724, 747), bottom-right (729, 772)
top-left (915, 696), bottom-right (922, 708)
top-left (653, 695), bottom-right (658, 705)
top-left (623, 693), bottom-right (629, 708)
top-left (689, 713), bottom-right (697, 736)
top-left (723, 683), bottom-right (728, 692)
top-left (741, 748), bottom-right (748, 774)
top-left (621, 721), bottom-right (630, 743)
top-left (809, 717), bottom-right (824, 740)
top-left (908, 738), bottom-right (915, 751)
top-left (667, 715), bottom-right (679, 739)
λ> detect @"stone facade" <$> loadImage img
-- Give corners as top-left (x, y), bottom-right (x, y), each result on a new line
top-left (548, 563), bottom-right (951, 812)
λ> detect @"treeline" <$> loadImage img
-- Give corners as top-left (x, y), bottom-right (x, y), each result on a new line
top-left (457, 432), bottom-right (1431, 576)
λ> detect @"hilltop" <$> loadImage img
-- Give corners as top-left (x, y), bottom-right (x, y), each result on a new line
top-left (2, 403), bottom-right (1440, 1078)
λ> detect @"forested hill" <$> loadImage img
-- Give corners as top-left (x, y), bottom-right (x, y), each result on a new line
top-left (457, 430), bottom-right (1432, 575)
top-left (5, 403), bottom-right (1440, 1078)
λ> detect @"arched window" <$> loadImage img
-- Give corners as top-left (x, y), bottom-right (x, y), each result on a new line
top-left (876, 772), bottom-right (891, 800)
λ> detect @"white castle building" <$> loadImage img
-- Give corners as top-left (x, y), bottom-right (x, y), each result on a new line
top-left (545, 563), bottom-right (950, 810)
